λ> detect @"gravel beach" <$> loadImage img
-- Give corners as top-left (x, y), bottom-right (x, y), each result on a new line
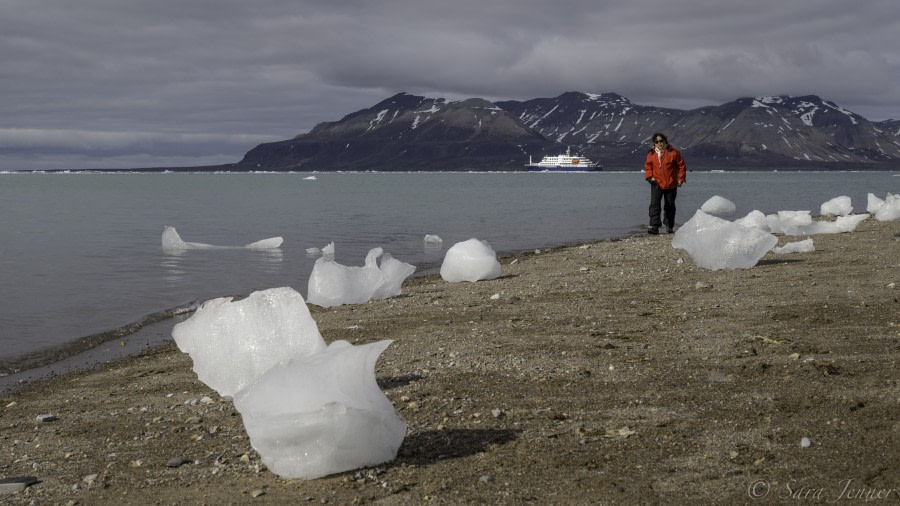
top-left (2, 218), bottom-right (899, 504)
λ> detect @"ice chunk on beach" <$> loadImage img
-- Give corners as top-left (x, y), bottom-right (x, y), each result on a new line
top-left (867, 193), bottom-right (884, 214)
top-left (791, 214), bottom-right (869, 235)
top-left (874, 193), bottom-right (900, 221)
top-left (772, 238), bottom-right (815, 254)
top-left (672, 210), bottom-right (778, 270)
top-left (162, 226), bottom-right (282, 251)
top-left (820, 196), bottom-right (852, 216)
top-left (307, 246), bottom-right (416, 308)
top-left (766, 211), bottom-right (813, 235)
top-left (172, 287), bottom-right (326, 397)
top-left (733, 210), bottom-right (769, 231)
top-left (700, 195), bottom-right (736, 216)
top-left (232, 339), bottom-right (406, 479)
top-left (440, 238), bottom-right (502, 282)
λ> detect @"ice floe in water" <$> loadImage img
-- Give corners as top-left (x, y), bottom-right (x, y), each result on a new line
top-left (772, 238), bottom-right (815, 254)
top-left (172, 287), bottom-right (406, 479)
top-left (672, 210), bottom-right (778, 270)
top-left (172, 287), bottom-right (326, 398)
top-left (161, 226), bottom-right (283, 251)
top-left (699, 195), bottom-right (736, 216)
top-left (307, 245), bottom-right (416, 308)
top-left (233, 339), bottom-right (406, 479)
top-left (424, 234), bottom-right (443, 244)
top-left (820, 196), bottom-right (852, 216)
top-left (440, 238), bottom-right (502, 282)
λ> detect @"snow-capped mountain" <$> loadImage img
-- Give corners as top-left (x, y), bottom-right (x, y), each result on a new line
top-left (236, 92), bottom-right (900, 171)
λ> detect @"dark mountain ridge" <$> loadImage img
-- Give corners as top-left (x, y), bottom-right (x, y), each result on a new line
top-left (234, 92), bottom-right (900, 171)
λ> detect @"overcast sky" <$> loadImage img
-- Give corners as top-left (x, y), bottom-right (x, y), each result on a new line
top-left (2, 0), bottom-right (898, 170)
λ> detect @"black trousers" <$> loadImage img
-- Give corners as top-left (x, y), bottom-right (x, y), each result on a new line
top-left (649, 183), bottom-right (677, 229)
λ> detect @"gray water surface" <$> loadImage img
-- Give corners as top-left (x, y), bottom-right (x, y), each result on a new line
top-left (0, 170), bottom-right (896, 382)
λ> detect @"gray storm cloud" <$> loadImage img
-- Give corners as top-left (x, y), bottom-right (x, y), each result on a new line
top-left (1, 0), bottom-right (898, 169)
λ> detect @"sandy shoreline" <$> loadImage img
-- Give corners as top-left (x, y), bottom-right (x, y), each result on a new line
top-left (2, 218), bottom-right (898, 504)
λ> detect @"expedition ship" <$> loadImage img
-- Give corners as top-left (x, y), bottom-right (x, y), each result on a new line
top-left (526, 146), bottom-right (602, 172)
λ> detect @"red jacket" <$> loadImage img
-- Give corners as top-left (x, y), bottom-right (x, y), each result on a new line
top-left (644, 145), bottom-right (687, 190)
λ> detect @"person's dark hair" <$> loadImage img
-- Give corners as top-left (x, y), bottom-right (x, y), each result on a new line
top-left (651, 133), bottom-right (668, 144)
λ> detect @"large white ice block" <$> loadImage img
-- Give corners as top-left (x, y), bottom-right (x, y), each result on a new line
top-left (867, 193), bottom-right (884, 214)
top-left (700, 195), bottom-right (736, 216)
top-left (440, 238), bottom-right (502, 282)
top-left (171, 287), bottom-right (326, 397)
top-left (672, 210), bottom-right (778, 270)
top-left (162, 226), bottom-right (282, 251)
top-left (307, 246), bottom-right (416, 308)
top-left (820, 196), bottom-right (852, 216)
top-left (232, 340), bottom-right (407, 479)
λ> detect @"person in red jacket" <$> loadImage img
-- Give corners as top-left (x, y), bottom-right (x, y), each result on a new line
top-left (644, 132), bottom-right (687, 235)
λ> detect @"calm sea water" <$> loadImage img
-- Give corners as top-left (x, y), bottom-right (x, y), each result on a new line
top-left (0, 171), bottom-right (897, 387)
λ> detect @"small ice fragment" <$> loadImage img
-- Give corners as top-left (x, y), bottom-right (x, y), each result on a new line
top-left (303, 176), bottom-right (317, 180)
top-left (245, 237), bottom-right (284, 249)
top-left (800, 437), bottom-right (811, 448)
top-left (322, 242), bottom-right (335, 260)
top-left (424, 234), bottom-right (443, 244)
top-left (306, 247), bottom-right (322, 256)
top-left (36, 414), bottom-right (57, 423)
top-left (699, 195), bottom-right (736, 216)
top-left (490, 293), bottom-right (500, 300)
top-left (772, 238), bottom-right (814, 254)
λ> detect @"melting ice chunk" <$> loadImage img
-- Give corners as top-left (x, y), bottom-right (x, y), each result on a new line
top-left (307, 245), bottom-right (416, 308)
top-left (232, 339), bottom-right (406, 479)
top-left (700, 195), bottom-right (736, 216)
top-left (866, 193), bottom-right (884, 214)
top-left (734, 210), bottom-right (769, 231)
top-left (440, 238), bottom-right (502, 282)
top-left (766, 211), bottom-right (812, 235)
top-left (874, 193), bottom-right (900, 221)
top-left (672, 210), bottom-right (778, 270)
top-left (172, 287), bottom-right (327, 398)
top-left (162, 226), bottom-right (283, 251)
top-left (772, 238), bottom-right (815, 254)
top-left (790, 214), bottom-right (869, 235)
top-left (820, 196), bottom-right (852, 216)
top-left (424, 234), bottom-right (443, 244)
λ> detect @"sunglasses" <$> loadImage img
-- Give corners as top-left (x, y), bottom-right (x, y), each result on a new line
top-left (654, 139), bottom-right (666, 144)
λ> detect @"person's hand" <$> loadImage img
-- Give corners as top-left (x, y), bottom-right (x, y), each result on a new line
top-left (648, 177), bottom-right (656, 184)
top-left (678, 181), bottom-right (684, 187)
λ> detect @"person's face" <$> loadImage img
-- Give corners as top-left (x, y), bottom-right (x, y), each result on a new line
top-left (654, 137), bottom-right (667, 148)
